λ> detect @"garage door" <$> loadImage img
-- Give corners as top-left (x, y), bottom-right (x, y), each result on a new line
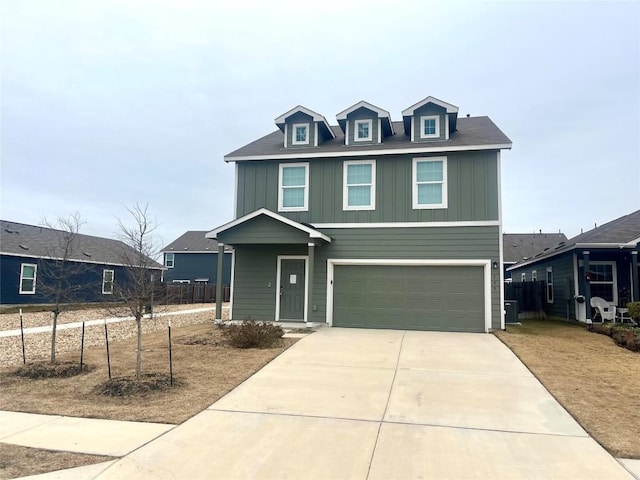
top-left (333, 265), bottom-right (485, 332)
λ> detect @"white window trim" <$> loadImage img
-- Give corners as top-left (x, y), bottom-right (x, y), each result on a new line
top-left (278, 162), bottom-right (309, 212)
top-left (354, 119), bottom-right (373, 142)
top-left (172, 279), bottom-right (191, 284)
top-left (420, 115), bottom-right (440, 139)
top-left (521, 272), bottom-right (526, 282)
top-left (589, 261), bottom-right (618, 305)
top-left (102, 269), bottom-right (114, 294)
top-left (532, 270), bottom-right (537, 281)
top-left (19, 263), bottom-right (37, 294)
top-left (343, 159), bottom-right (376, 211)
top-left (165, 252), bottom-right (175, 268)
top-left (412, 156), bottom-right (448, 209)
top-left (546, 267), bottom-right (554, 303)
top-left (291, 123), bottom-right (310, 145)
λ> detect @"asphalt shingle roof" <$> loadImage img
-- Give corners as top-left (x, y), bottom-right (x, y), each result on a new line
top-left (0, 220), bottom-right (163, 268)
top-left (162, 231), bottom-right (225, 252)
top-left (503, 233), bottom-right (568, 264)
top-left (566, 210), bottom-right (640, 244)
top-left (225, 117), bottom-right (511, 160)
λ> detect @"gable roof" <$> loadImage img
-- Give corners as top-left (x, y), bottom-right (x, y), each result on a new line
top-left (206, 208), bottom-right (331, 243)
top-left (274, 105), bottom-right (335, 139)
top-left (225, 116), bottom-right (511, 162)
top-left (0, 220), bottom-right (163, 269)
top-left (401, 96), bottom-right (459, 116)
top-left (335, 101), bottom-right (395, 136)
top-left (508, 210), bottom-right (640, 270)
top-left (503, 233), bottom-right (568, 264)
top-left (162, 231), bottom-right (230, 253)
top-left (566, 210), bottom-right (640, 244)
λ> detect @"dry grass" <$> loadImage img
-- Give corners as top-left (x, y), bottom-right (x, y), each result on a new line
top-left (0, 443), bottom-right (113, 480)
top-left (0, 322), bottom-right (297, 424)
top-left (494, 319), bottom-right (640, 459)
top-left (0, 321), bottom-right (298, 478)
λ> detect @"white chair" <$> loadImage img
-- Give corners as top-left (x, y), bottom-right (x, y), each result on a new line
top-left (590, 296), bottom-right (616, 322)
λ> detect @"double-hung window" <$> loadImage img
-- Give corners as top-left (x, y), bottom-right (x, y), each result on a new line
top-left (19, 263), bottom-right (37, 294)
top-left (546, 267), bottom-right (554, 303)
top-left (412, 157), bottom-right (447, 209)
top-left (102, 269), bottom-right (114, 294)
top-left (354, 120), bottom-right (372, 142)
top-left (531, 270), bottom-right (537, 281)
top-left (588, 262), bottom-right (616, 303)
top-left (279, 163), bottom-right (309, 211)
top-left (420, 115), bottom-right (440, 139)
top-left (343, 160), bottom-right (375, 210)
top-left (165, 253), bottom-right (175, 268)
top-left (291, 123), bottom-right (309, 145)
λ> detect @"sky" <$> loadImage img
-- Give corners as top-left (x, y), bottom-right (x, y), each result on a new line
top-left (1, 0), bottom-right (639, 249)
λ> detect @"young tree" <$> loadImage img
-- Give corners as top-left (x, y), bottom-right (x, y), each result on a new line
top-left (113, 203), bottom-right (161, 380)
top-left (38, 213), bottom-right (88, 363)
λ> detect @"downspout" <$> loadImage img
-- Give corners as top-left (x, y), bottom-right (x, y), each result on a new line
top-left (307, 242), bottom-right (315, 325)
top-left (215, 243), bottom-right (225, 323)
top-left (631, 251), bottom-right (639, 302)
top-left (583, 251), bottom-right (591, 320)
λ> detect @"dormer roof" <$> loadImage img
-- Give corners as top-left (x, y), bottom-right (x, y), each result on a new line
top-left (274, 105), bottom-right (335, 139)
top-left (335, 101), bottom-right (395, 136)
top-left (402, 96), bottom-right (459, 136)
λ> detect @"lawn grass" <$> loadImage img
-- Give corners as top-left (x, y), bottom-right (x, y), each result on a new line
top-left (494, 318), bottom-right (640, 459)
top-left (0, 321), bottom-right (298, 478)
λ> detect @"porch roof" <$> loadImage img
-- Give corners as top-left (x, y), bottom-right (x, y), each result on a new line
top-left (206, 208), bottom-right (332, 245)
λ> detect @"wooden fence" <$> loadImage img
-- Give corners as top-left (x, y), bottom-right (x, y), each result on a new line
top-left (162, 284), bottom-right (230, 305)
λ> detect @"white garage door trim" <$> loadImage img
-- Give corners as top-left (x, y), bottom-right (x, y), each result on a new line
top-left (326, 258), bottom-right (492, 332)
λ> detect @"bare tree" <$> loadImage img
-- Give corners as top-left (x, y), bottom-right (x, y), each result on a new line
top-left (38, 213), bottom-right (88, 363)
top-left (113, 203), bottom-right (161, 380)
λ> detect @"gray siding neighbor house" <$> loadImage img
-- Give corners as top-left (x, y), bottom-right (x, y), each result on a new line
top-left (161, 231), bottom-right (232, 286)
top-left (503, 233), bottom-right (568, 280)
top-left (207, 97), bottom-right (512, 332)
top-left (0, 220), bottom-right (163, 305)
top-left (508, 210), bottom-right (640, 322)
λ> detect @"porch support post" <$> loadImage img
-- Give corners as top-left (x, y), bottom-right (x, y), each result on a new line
top-left (583, 251), bottom-right (591, 320)
top-left (307, 242), bottom-right (315, 324)
top-left (631, 251), bottom-right (639, 302)
top-left (215, 243), bottom-right (225, 323)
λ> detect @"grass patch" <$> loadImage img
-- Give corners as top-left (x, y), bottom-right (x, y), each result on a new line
top-left (495, 318), bottom-right (640, 459)
top-left (0, 320), bottom-right (300, 478)
top-left (0, 443), bottom-right (114, 479)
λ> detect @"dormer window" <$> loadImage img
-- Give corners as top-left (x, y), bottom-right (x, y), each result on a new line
top-left (355, 120), bottom-right (372, 142)
top-left (292, 123), bottom-right (309, 145)
top-left (420, 115), bottom-right (440, 139)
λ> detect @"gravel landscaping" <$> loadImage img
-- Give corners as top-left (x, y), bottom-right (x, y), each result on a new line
top-left (0, 304), bottom-right (228, 367)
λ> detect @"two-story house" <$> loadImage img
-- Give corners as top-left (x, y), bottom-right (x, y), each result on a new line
top-left (207, 97), bottom-right (512, 332)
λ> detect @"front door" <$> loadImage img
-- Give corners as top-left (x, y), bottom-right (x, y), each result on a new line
top-left (279, 258), bottom-right (306, 321)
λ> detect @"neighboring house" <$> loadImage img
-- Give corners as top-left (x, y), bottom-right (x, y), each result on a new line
top-left (161, 231), bottom-right (232, 285)
top-left (206, 96), bottom-right (512, 332)
top-left (0, 220), bottom-right (163, 305)
top-left (503, 232), bottom-right (567, 280)
top-left (508, 210), bottom-right (640, 322)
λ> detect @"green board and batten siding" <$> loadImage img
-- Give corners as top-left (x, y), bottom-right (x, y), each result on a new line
top-left (223, 225), bottom-right (501, 329)
top-left (236, 151), bottom-right (499, 223)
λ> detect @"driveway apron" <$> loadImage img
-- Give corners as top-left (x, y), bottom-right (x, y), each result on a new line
top-left (95, 328), bottom-right (633, 479)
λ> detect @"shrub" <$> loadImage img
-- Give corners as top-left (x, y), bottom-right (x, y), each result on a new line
top-left (627, 301), bottom-right (640, 321)
top-left (223, 320), bottom-right (284, 349)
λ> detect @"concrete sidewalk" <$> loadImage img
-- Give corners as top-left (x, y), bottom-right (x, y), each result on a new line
top-left (0, 411), bottom-right (174, 456)
top-left (89, 328), bottom-right (634, 479)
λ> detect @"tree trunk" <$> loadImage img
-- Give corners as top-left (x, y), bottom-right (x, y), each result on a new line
top-left (50, 312), bottom-right (59, 363)
top-left (136, 316), bottom-right (142, 380)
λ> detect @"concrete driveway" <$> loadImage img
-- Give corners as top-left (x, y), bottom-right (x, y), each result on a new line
top-left (95, 328), bottom-right (633, 479)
